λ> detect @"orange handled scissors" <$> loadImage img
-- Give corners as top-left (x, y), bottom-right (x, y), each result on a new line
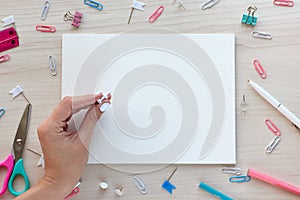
top-left (0, 104), bottom-right (31, 196)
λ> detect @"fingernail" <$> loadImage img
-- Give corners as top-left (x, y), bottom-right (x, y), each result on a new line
top-left (97, 92), bottom-right (110, 104)
top-left (100, 102), bottom-right (111, 113)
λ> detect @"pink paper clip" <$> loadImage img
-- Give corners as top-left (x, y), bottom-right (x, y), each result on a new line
top-left (273, 0), bottom-right (294, 7)
top-left (265, 119), bottom-right (281, 136)
top-left (0, 54), bottom-right (10, 63)
top-left (36, 24), bottom-right (56, 33)
top-left (253, 59), bottom-right (267, 79)
top-left (148, 6), bottom-right (164, 23)
top-left (64, 187), bottom-right (80, 200)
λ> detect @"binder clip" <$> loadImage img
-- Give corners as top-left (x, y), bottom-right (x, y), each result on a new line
top-left (64, 11), bottom-right (83, 28)
top-left (0, 27), bottom-right (19, 53)
top-left (241, 6), bottom-right (257, 26)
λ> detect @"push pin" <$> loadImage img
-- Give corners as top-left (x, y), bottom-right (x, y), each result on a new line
top-left (114, 187), bottom-right (123, 197)
top-left (240, 94), bottom-right (247, 114)
top-left (26, 147), bottom-right (45, 168)
top-left (1, 15), bottom-right (15, 27)
top-left (128, 0), bottom-right (146, 24)
top-left (161, 167), bottom-right (178, 194)
top-left (97, 92), bottom-right (111, 113)
top-left (99, 181), bottom-right (109, 190)
top-left (241, 6), bottom-right (257, 26)
top-left (175, 0), bottom-right (186, 9)
top-left (64, 11), bottom-right (83, 28)
top-left (9, 85), bottom-right (30, 104)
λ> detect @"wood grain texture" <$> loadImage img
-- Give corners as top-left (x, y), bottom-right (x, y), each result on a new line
top-left (1, 0), bottom-right (300, 199)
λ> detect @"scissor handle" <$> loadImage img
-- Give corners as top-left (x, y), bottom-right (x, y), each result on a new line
top-left (0, 154), bottom-right (14, 196)
top-left (8, 159), bottom-right (30, 196)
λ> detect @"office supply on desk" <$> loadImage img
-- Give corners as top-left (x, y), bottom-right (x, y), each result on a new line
top-left (132, 176), bottom-right (148, 194)
top-left (64, 11), bottom-right (83, 28)
top-left (253, 59), bottom-right (267, 79)
top-left (114, 187), bottom-right (124, 196)
top-left (84, 0), bottom-right (103, 11)
top-left (148, 6), bottom-right (164, 23)
top-left (0, 54), bottom-right (10, 63)
top-left (99, 181), bottom-right (109, 190)
top-left (201, 0), bottom-right (220, 10)
top-left (221, 167), bottom-right (242, 175)
top-left (199, 181), bottom-right (233, 200)
top-left (241, 6), bottom-right (257, 26)
top-left (9, 85), bottom-right (30, 104)
top-left (248, 168), bottom-right (300, 196)
top-left (265, 136), bottom-right (281, 154)
top-left (0, 108), bottom-right (5, 118)
top-left (229, 175), bottom-right (251, 183)
top-left (247, 80), bottom-right (300, 130)
top-left (128, 0), bottom-right (146, 24)
top-left (0, 27), bottom-right (19, 53)
top-left (36, 24), bottom-right (56, 33)
top-left (41, 0), bottom-right (50, 21)
top-left (0, 104), bottom-right (31, 196)
top-left (273, 0), bottom-right (294, 7)
top-left (175, 0), bottom-right (186, 9)
top-left (26, 147), bottom-right (45, 168)
top-left (265, 119), bottom-right (281, 137)
top-left (48, 55), bottom-right (57, 76)
top-left (251, 31), bottom-right (272, 40)
top-left (1, 15), bottom-right (15, 27)
top-left (240, 94), bottom-right (247, 114)
top-left (64, 181), bottom-right (81, 200)
top-left (162, 167), bottom-right (177, 194)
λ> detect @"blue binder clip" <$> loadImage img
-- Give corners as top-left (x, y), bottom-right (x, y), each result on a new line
top-left (84, 0), bottom-right (103, 10)
top-left (241, 6), bottom-right (257, 26)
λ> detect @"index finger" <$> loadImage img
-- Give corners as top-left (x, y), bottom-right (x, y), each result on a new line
top-left (51, 93), bottom-right (103, 122)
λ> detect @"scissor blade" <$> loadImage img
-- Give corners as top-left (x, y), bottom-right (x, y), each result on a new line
top-left (13, 104), bottom-right (32, 163)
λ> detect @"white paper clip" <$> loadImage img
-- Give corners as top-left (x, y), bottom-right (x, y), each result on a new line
top-left (251, 31), bottom-right (272, 40)
top-left (41, 0), bottom-right (51, 21)
top-left (49, 55), bottom-right (57, 76)
top-left (132, 176), bottom-right (148, 194)
top-left (265, 136), bottom-right (281, 154)
top-left (221, 167), bottom-right (243, 175)
top-left (201, 0), bottom-right (220, 10)
top-left (1, 15), bottom-right (15, 27)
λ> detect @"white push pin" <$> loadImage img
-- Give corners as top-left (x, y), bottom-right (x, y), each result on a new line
top-left (1, 15), bottom-right (15, 27)
top-left (9, 85), bottom-right (30, 104)
top-left (96, 92), bottom-right (110, 104)
top-left (99, 182), bottom-right (109, 190)
top-left (26, 147), bottom-right (45, 168)
top-left (114, 187), bottom-right (123, 197)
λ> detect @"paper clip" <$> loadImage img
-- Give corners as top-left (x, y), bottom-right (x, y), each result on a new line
top-left (132, 176), bottom-right (148, 194)
top-left (241, 6), bottom-right (257, 26)
top-left (251, 31), bottom-right (272, 40)
top-left (84, 0), bottom-right (104, 11)
top-left (1, 15), bottom-right (15, 27)
top-left (0, 54), bottom-right (10, 63)
top-left (253, 59), bottom-right (267, 79)
top-left (0, 108), bottom-right (6, 118)
top-left (36, 24), bottom-right (56, 33)
top-left (148, 6), bottom-right (164, 23)
top-left (265, 136), bottom-right (281, 154)
top-left (48, 55), bottom-right (57, 76)
top-left (265, 119), bottom-right (281, 137)
top-left (273, 0), bottom-right (294, 7)
top-left (201, 0), bottom-right (220, 10)
top-left (221, 167), bottom-right (242, 175)
top-left (64, 11), bottom-right (83, 28)
top-left (229, 175), bottom-right (251, 183)
top-left (41, 0), bottom-right (51, 21)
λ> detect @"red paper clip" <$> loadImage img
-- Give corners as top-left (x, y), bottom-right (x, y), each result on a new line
top-left (253, 59), bottom-right (267, 79)
top-left (36, 24), bottom-right (56, 33)
top-left (64, 187), bottom-right (80, 200)
top-left (273, 0), bottom-right (294, 7)
top-left (265, 119), bottom-right (281, 137)
top-left (0, 54), bottom-right (10, 63)
top-left (148, 6), bottom-right (164, 23)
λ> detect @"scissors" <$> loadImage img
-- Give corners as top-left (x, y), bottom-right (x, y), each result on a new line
top-left (0, 103), bottom-right (31, 196)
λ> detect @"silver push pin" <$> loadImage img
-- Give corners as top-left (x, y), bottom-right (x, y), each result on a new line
top-left (114, 187), bottom-right (123, 197)
top-left (176, 0), bottom-right (186, 9)
top-left (99, 181), bottom-right (109, 190)
top-left (240, 94), bottom-right (247, 114)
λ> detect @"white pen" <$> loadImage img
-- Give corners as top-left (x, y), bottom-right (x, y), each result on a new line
top-left (247, 80), bottom-right (300, 130)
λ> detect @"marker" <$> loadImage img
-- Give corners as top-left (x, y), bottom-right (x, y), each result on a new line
top-left (247, 80), bottom-right (300, 130)
top-left (248, 168), bottom-right (300, 196)
top-left (199, 182), bottom-right (233, 200)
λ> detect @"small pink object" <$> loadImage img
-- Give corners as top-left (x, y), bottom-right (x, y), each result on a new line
top-left (273, 0), bottom-right (294, 7)
top-left (64, 187), bottom-right (80, 200)
top-left (148, 6), bottom-right (164, 23)
top-left (265, 119), bottom-right (281, 136)
top-left (72, 11), bottom-right (83, 27)
top-left (0, 54), bottom-right (10, 63)
top-left (0, 27), bottom-right (19, 53)
top-left (253, 59), bottom-right (267, 79)
top-left (0, 154), bottom-right (14, 195)
top-left (36, 24), bottom-right (56, 33)
top-left (248, 168), bottom-right (300, 196)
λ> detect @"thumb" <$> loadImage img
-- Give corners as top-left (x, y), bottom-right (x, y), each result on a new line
top-left (77, 100), bottom-right (111, 148)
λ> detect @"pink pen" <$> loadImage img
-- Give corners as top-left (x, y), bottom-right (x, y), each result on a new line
top-left (248, 168), bottom-right (300, 196)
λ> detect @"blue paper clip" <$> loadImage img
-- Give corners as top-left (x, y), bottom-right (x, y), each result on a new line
top-left (0, 108), bottom-right (6, 118)
top-left (229, 175), bottom-right (251, 183)
top-left (84, 0), bottom-right (103, 10)
top-left (241, 6), bottom-right (257, 26)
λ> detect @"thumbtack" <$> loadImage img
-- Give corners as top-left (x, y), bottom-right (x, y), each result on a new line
top-left (99, 181), bottom-right (109, 190)
top-left (114, 187), bottom-right (123, 196)
top-left (1, 15), bottom-right (15, 27)
top-left (26, 147), bottom-right (45, 168)
top-left (128, 0), bottom-right (146, 24)
top-left (9, 85), bottom-right (31, 104)
top-left (161, 167), bottom-right (178, 194)
top-left (240, 94), bottom-right (247, 114)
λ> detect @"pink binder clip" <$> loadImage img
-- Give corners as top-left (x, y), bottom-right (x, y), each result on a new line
top-left (265, 119), bottom-right (281, 137)
top-left (148, 6), bottom-right (164, 23)
top-left (0, 54), bottom-right (10, 63)
top-left (273, 0), bottom-right (294, 7)
top-left (64, 11), bottom-right (83, 28)
top-left (0, 27), bottom-right (19, 53)
top-left (253, 59), bottom-right (267, 79)
top-left (36, 24), bottom-right (56, 33)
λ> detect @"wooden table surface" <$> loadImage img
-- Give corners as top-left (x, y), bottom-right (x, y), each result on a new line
top-left (1, 0), bottom-right (300, 199)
